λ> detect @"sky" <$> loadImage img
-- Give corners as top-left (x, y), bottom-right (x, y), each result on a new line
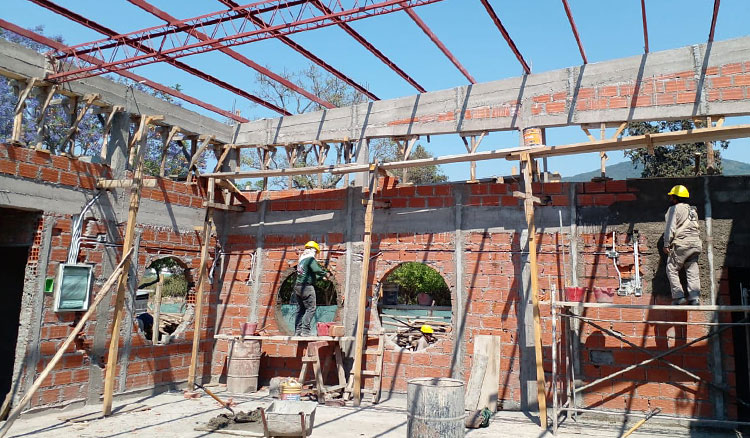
top-left (2, 0), bottom-right (749, 181)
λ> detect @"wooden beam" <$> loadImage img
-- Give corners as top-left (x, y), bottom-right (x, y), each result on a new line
top-left (508, 124), bottom-right (750, 160)
top-left (0, 248), bottom-right (133, 438)
top-left (520, 152), bottom-right (548, 429)
top-left (213, 144), bottom-right (233, 173)
top-left (11, 78), bottom-right (38, 143)
top-left (612, 122), bottom-right (628, 139)
top-left (203, 145), bottom-right (530, 180)
top-left (102, 119), bottom-right (150, 417)
top-left (159, 126), bottom-right (180, 177)
top-left (187, 134), bottom-right (216, 174)
top-left (600, 123), bottom-right (607, 178)
top-left (96, 178), bottom-right (157, 189)
top-left (60, 94), bottom-right (99, 155)
top-left (202, 201), bottom-right (244, 212)
top-left (187, 178), bottom-right (215, 389)
top-left (352, 165), bottom-right (377, 406)
top-left (152, 277), bottom-right (164, 344)
top-left (285, 145), bottom-right (300, 189)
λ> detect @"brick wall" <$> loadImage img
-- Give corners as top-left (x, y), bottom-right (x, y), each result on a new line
top-left (216, 176), bottom-right (743, 420)
top-left (0, 144), bottom-right (214, 408)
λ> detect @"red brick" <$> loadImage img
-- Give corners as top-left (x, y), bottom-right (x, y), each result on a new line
top-left (605, 180), bottom-right (627, 193)
top-left (19, 162), bottom-right (39, 179)
top-left (552, 91), bottom-right (567, 101)
top-left (615, 193), bottom-right (637, 203)
top-left (532, 94), bottom-right (551, 103)
top-left (577, 194), bottom-right (595, 206)
top-left (0, 158), bottom-right (15, 175)
top-left (545, 101), bottom-right (566, 114)
top-left (408, 198), bottom-right (425, 208)
top-left (426, 197), bottom-right (444, 208)
top-left (41, 167), bottom-right (60, 183)
top-left (664, 79), bottom-right (685, 93)
top-left (500, 196), bottom-right (517, 207)
top-left (599, 86), bottom-right (618, 97)
top-left (633, 95), bottom-right (652, 107)
top-left (416, 186), bottom-right (433, 196)
top-left (433, 185), bottom-right (451, 196)
top-left (550, 195), bottom-right (569, 206)
top-left (470, 184), bottom-right (488, 195)
top-left (721, 63), bottom-right (744, 75)
top-left (710, 76), bottom-right (732, 88)
top-left (51, 155), bottom-right (70, 171)
top-left (583, 181), bottom-right (606, 193)
top-left (721, 88), bottom-right (745, 101)
top-left (676, 92), bottom-right (697, 104)
top-left (390, 198), bottom-right (408, 208)
top-left (59, 171), bottom-right (78, 186)
top-left (608, 97), bottom-right (628, 109)
top-left (577, 87), bottom-right (595, 99)
top-left (734, 74), bottom-right (750, 86)
top-left (655, 93), bottom-right (676, 105)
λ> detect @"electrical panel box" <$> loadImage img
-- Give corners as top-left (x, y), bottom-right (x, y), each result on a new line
top-left (53, 263), bottom-right (93, 312)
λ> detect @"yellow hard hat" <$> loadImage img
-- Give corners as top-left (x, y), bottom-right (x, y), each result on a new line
top-left (667, 185), bottom-right (689, 198)
top-left (420, 324), bottom-right (434, 334)
top-left (304, 241), bottom-right (320, 252)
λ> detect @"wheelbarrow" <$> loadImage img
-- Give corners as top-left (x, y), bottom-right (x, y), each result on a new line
top-left (259, 400), bottom-right (317, 437)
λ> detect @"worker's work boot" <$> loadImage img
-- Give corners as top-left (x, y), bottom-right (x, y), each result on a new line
top-left (672, 297), bottom-right (687, 305)
top-left (687, 293), bottom-right (700, 305)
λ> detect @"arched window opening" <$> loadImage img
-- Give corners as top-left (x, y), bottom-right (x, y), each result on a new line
top-left (378, 262), bottom-right (452, 352)
top-left (135, 256), bottom-right (192, 343)
top-left (275, 271), bottom-right (340, 336)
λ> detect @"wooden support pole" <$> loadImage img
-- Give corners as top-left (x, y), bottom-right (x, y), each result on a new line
top-left (152, 277), bottom-right (164, 344)
top-left (317, 143), bottom-right (329, 188)
top-left (187, 134), bottom-right (216, 177)
top-left (187, 178), bottom-right (215, 389)
top-left (599, 123), bottom-right (608, 178)
top-left (352, 164), bottom-right (377, 406)
top-left (706, 116), bottom-right (716, 172)
top-left (0, 249), bottom-right (133, 438)
top-left (102, 115), bottom-right (155, 416)
top-left (520, 152), bottom-right (548, 428)
top-left (11, 78), bottom-right (38, 143)
top-left (159, 125), bottom-right (180, 177)
top-left (343, 140), bottom-right (352, 187)
top-left (59, 94), bottom-right (99, 156)
top-left (34, 85), bottom-right (58, 150)
top-left (286, 145), bottom-right (300, 189)
top-left (99, 106), bottom-right (124, 161)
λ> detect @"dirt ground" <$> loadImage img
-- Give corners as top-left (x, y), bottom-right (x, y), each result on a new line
top-left (2, 388), bottom-right (742, 438)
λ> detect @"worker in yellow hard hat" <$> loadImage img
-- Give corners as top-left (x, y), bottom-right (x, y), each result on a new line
top-left (293, 241), bottom-right (329, 335)
top-left (417, 324), bottom-right (435, 350)
top-left (664, 185), bottom-right (702, 305)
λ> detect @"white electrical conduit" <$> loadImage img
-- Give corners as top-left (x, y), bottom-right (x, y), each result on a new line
top-left (67, 191), bottom-right (103, 264)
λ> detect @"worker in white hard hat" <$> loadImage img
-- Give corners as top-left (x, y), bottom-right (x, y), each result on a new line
top-left (664, 185), bottom-right (702, 305)
top-left (293, 241), bottom-right (328, 336)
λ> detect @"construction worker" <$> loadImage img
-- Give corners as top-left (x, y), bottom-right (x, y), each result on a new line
top-left (663, 185), bottom-right (702, 305)
top-left (417, 324), bottom-right (435, 351)
top-left (294, 241), bottom-right (328, 336)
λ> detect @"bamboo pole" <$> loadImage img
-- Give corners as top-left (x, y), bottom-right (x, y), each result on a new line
top-left (521, 152), bottom-right (548, 428)
top-left (187, 177), bottom-right (215, 388)
top-left (102, 117), bottom-right (153, 416)
top-left (352, 164), bottom-right (377, 406)
top-left (0, 248), bottom-right (132, 438)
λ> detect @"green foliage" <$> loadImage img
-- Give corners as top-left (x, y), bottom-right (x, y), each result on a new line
top-left (403, 144), bottom-right (448, 184)
top-left (161, 274), bottom-right (188, 298)
top-left (386, 262), bottom-right (450, 306)
top-left (278, 272), bottom-right (338, 306)
top-left (624, 120), bottom-right (729, 177)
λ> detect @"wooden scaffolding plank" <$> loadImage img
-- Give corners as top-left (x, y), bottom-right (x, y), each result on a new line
top-left (102, 115), bottom-right (158, 416)
top-left (187, 177), bottom-right (215, 388)
top-left (521, 152), bottom-right (548, 428)
top-left (0, 248), bottom-right (133, 438)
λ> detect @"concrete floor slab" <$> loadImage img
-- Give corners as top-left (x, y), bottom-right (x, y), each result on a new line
top-left (2, 389), bottom-right (741, 438)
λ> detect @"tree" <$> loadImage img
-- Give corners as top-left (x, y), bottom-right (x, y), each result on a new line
top-left (624, 120), bottom-right (729, 177)
top-left (0, 27), bottom-right (201, 176)
top-left (386, 262), bottom-right (450, 306)
top-left (399, 144), bottom-right (447, 184)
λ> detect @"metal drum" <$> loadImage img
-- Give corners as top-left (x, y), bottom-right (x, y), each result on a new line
top-left (407, 377), bottom-right (465, 438)
top-left (226, 339), bottom-right (261, 393)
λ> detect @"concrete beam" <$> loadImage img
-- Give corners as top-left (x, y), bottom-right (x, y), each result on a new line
top-left (0, 39), bottom-right (235, 143)
top-left (236, 37), bottom-right (750, 146)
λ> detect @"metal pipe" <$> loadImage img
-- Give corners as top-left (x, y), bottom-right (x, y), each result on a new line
top-left (29, 0), bottom-right (291, 115)
top-left (0, 19), bottom-right (248, 122)
top-left (708, 0), bottom-right (721, 42)
top-left (552, 288), bottom-right (558, 434)
top-left (129, 0), bottom-right (335, 109)
top-left (217, 0), bottom-right (378, 100)
top-left (561, 0), bottom-right (587, 64)
top-left (478, 0), bottom-right (530, 74)
top-left (640, 0), bottom-right (649, 53)
top-left (401, 4), bottom-right (476, 83)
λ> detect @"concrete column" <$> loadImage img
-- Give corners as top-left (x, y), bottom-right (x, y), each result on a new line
top-left (450, 189), bottom-right (466, 379)
top-left (518, 228), bottom-right (537, 412)
top-left (249, 197), bottom-right (267, 324)
top-left (353, 139), bottom-right (369, 187)
top-left (105, 112), bottom-right (130, 178)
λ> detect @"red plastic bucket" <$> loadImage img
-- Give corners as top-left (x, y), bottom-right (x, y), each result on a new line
top-left (240, 322), bottom-right (258, 336)
top-left (593, 287), bottom-right (615, 303)
top-left (564, 287), bottom-right (585, 302)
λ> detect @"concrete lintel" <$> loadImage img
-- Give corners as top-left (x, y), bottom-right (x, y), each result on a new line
top-left (236, 36), bottom-right (750, 146)
top-left (0, 39), bottom-right (235, 143)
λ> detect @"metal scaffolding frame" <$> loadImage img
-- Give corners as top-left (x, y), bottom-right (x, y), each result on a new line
top-left (550, 299), bottom-right (750, 435)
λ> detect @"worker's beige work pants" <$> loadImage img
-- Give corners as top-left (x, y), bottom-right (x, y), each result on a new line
top-left (666, 244), bottom-right (701, 300)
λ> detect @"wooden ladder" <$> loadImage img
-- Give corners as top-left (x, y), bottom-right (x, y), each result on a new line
top-left (345, 329), bottom-right (385, 404)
